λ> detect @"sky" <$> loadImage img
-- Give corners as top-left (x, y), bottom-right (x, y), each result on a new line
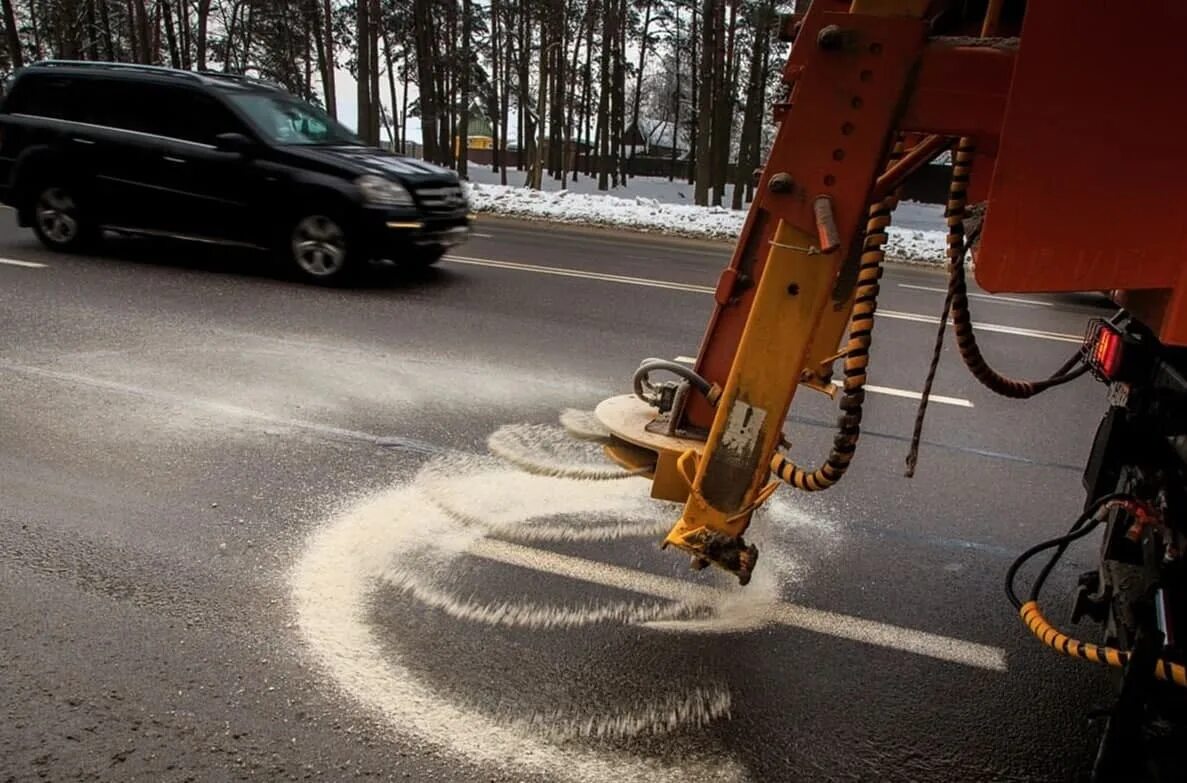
top-left (329, 67), bottom-right (423, 144)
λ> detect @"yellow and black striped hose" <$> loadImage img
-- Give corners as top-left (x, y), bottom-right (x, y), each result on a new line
top-left (946, 141), bottom-right (1084, 398)
top-left (769, 141), bottom-right (904, 492)
top-left (1007, 494), bottom-right (1187, 689)
top-left (1020, 600), bottom-right (1187, 689)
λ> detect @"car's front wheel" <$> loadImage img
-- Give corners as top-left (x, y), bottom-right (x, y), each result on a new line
top-left (31, 184), bottom-right (95, 253)
top-left (289, 213), bottom-right (356, 284)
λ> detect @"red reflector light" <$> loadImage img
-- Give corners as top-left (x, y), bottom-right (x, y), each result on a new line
top-left (1087, 321), bottom-right (1124, 379)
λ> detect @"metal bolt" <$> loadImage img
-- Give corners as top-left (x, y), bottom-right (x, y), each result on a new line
top-left (817, 25), bottom-right (844, 51)
top-left (787, 283), bottom-right (801, 296)
top-left (768, 172), bottom-right (794, 193)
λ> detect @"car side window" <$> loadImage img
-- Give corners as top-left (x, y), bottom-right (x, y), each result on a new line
top-left (4, 75), bottom-right (77, 120)
top-left (76, 79), bottom-right (162, 134)
top-left (153, 88), bottom-right (246, 146)
top-left (69, 79), bottom-right (244, 146)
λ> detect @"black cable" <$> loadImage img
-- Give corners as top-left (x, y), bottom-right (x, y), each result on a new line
top-left (1005, 492), bottom-right (1134, 610)
top-left (632, 358), bottom-right (713, 402)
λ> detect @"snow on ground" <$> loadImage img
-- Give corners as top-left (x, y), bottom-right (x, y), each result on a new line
top-left (464, 176), bottom-right (948, 264)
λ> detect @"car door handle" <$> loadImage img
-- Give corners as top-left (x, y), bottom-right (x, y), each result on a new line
top-left (70, 137), bottom-right (96, 146)
top-left (162, 155), bottom-right (187, 164)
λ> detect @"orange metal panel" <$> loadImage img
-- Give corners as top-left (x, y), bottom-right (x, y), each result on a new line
top-left (684, 7), bottom-right (928, 430)
top-left (974, 1), bottom-right (1187, 345)
top-left (899, 43), bottom-right (1013, 148)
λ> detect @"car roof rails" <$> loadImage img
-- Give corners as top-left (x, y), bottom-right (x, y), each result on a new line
top-left (196, 70), bottom-right (288, 92)
top-left (26, 60), bottom-right (291, 94)
top-left (29, 60), bottom-right (205, 82)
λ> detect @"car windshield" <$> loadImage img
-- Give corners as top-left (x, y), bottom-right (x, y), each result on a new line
top-left (226, 92), bottom-right (361, 146)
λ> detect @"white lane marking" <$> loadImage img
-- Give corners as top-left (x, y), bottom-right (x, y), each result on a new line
top-left (899, 283), bottom-right (1054, 307)
top-left (471, 232), bottom-right (495, 238)
top-left (294, 479), bottom-right (751, 783)
top-left (861, 383), bottom-right (972, 407)
top-left (446, 254), bottom-right (718, 294)
top-left (672, 355), bottom-right (974, 407)
top-left (446, 255), bottom-right (1083, 343)
top-left (880, 308), bottom-right (1081, 343)
top-left (0, 258), bottom-right (47, 268)
top-left (468, 537), bottom-right (1007, 671)
top-left (0, 362), bottom-right (441, 453)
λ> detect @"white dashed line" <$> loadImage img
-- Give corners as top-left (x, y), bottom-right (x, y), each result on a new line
top-left (446, 254), bottom-right (713, 294)
top-left (672, 355), bottom-right (973, 407)
top-left (898, 283), bottom-right (1054, 307)
top-left (471, 232), bottom-right (495, 238)
top-left (445, 255), bottom-right (1083, 343)
top-left (0, 258), bottom-right (47, 269)
top-left (470, 537), bottom-right (1007, 671)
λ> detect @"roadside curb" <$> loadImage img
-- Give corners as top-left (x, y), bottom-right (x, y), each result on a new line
top-left (470, 211), bottom-right (947, 269)
top-left (471, 212), bottom-right (737, 250)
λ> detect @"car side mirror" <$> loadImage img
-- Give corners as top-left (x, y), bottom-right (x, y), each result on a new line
top-left (215, 132), bottom-right (254, 155)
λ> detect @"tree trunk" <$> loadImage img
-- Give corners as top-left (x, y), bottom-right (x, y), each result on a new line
top-left (52, 0), bottom-right (81, 58)
top-left (529, 12), bottom-right (547, 190)
top-left (161, 0), bottom-right (180, 67)
top-left (748, 2), bottom-right (773, 204)
top-left (241, 2), bottom-right (257, 71)
top-left (401, 58), bottom-right (411, 152)
top-left (82, 0), bottom-right (100, 59)
top-left (26, 0), bottom-right (42, 60)
top-left (368, 0), bottom-right (380, 145)
top-left (615, 0), bottom-right (627, 183)
top-left (439, 0), bottom-right (456, 167)
top-left (381, 28), bottom-right (401, 152)
top-left (498, 1), bottom-right (511, 182)
top-left (319, 0), bottom-right (336, 116)
top-left (688, 0), bottom-right (698, 186)
top-left (733, 7), bottom-right (765, 210)
top-left (694, 0), bottom-right (714, 204)
top-left (549, 0), bottom-right (567, 180)
top-left (151, 0), bottom-right (162, 64)
top-left (582, 3), bottom-right (593, 177)
top-left (596, 0), bottom-right (613, 190)
top-left (630, 0), bottom-right (654, 165)
top-left (178, 0), bottom-right (191, 69)
top-left (2, 0), bottom-right (23, 68)
top-left (99, 0), bottom-right (115, 60)
top-left (195, 0), bottom-right (210, 70)
top-left (489, 0), bottom-right (500, 173)
top-left (457, 0), bottom-right (472, 177)
top-left (131, 0), bottom-right (151, 62)
top-left (670, 2), bottom-right (680, 182)
top-left (562, 4), bottom-right (585, 187)
top-left (413, 0), bottom-right (438, 162)
top-left (223, 1), bottom-right (240, 70)
top-left (356, 0), bottom-right (372, 143)
top-left (311, 0), bottom-right (328, 103)
top-left (304, 17), bottom-right (314, 100)
top-left (517, 8), bottom-right (531, 172)
top-left (711, 0), bottom-right (734, 206)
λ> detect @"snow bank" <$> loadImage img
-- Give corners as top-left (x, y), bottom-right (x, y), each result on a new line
top-left (465, 182), bottom-right (947, 265)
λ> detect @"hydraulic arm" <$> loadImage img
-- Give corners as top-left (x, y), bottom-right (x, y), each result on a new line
top-left (597, 0), bottom-right (1187, 581)
top-left (594, 2), bottom-right (1187, 777)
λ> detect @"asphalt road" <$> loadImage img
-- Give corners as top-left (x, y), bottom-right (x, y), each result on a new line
top-left (0, 209), bottom-right (1120, 782)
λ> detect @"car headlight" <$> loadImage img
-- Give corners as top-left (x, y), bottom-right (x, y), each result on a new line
top-left (356, 174), bottom-right (413, 206)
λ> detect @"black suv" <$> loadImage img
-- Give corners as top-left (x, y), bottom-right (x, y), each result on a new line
top-left (0, 61), bottom-right (471, 283)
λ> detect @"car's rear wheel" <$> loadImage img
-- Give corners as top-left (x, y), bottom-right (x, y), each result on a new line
top-left (31, 184), bottom-right (94, 253)
top-left (290, 213), bottom-right (355, 284)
